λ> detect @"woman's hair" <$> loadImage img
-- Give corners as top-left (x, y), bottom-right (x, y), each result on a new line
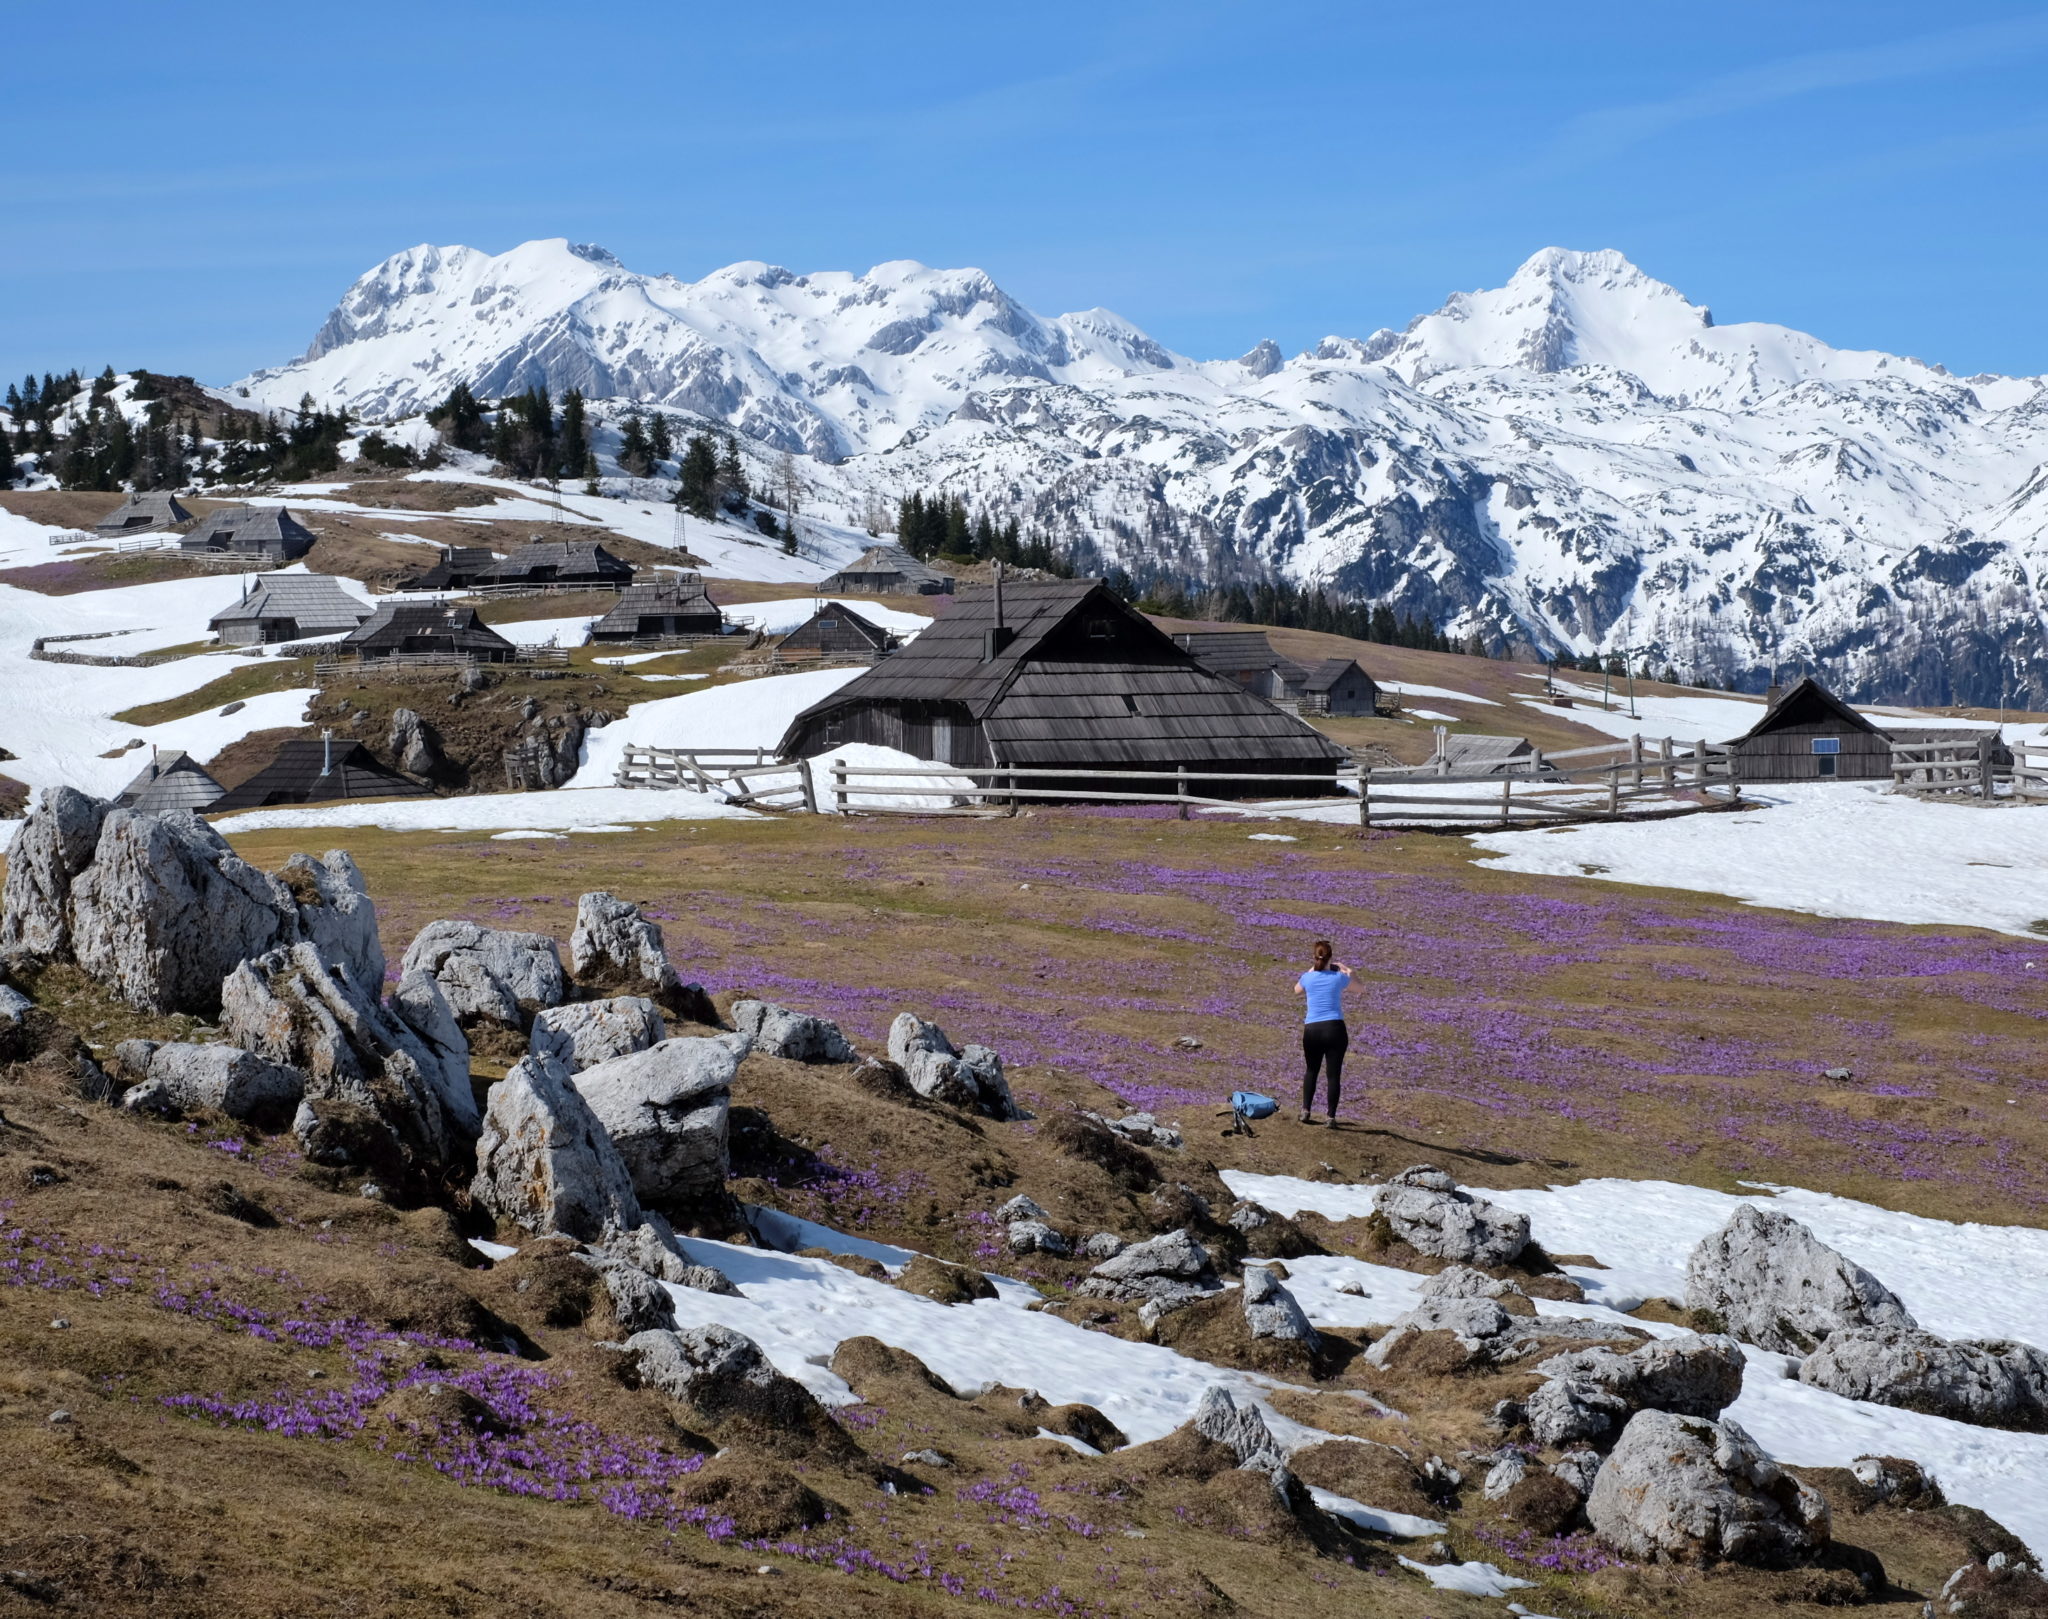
top-left (1311, 939), bottom-right (1334, 971)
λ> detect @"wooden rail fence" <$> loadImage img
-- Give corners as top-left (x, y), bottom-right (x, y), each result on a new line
top-left (613, 737), bottom-right (1741, 828)
top-left (313, 648), bottom-right (571, 680)
top-left (1891, 735), bottom-right (2048, 799)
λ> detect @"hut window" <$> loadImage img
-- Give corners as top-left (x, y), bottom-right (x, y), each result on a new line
top-left (818, 618), bottom-right (837, 630)
top-left (1811, 737), bottom-right (1840, 754)
top-left (1087, 618), bottom-right (1114, 639)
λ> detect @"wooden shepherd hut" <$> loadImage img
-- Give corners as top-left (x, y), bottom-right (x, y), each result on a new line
top-left (402, 546), bottom-right (500, 591)
top-left (1723, 677), bottom-right (1890, 782)
top-left (338, 602), bottom-right (518, 663)
top-left (776, 602), bottom-right (897, 658)
top-left (208, 738), bottom-right (432, 812)
top-left (470, 540), bottom-right (632, 590)
top-left (111, 749), bottom-right (225, 814)
top-left (1299, 658), bottom-right (1380, 716)
top-left (589, 575), bottom-right (724, 641)
top-left (817, 545), bottom-right (955, 596)
top-left (208, 573), bottom-right (371, 646)
top-left (1172, 631), bottom-right (1311, 701)
top-left (94, 490), bottom-right (192, 537)
top-left (178, 505), bottom-right (317, 563)
top-left (777, 577), bottom-right (1346, 796)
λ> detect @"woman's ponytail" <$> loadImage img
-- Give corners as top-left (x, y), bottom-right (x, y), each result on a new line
top-left (1311, 939), bottom-right (1333, 972)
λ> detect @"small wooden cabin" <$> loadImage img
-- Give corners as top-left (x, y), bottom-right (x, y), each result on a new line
top-left (1299, 657), bottom-right (1380, 717)
top-left (471, 540), bottom-right (632, 590)
top-left (778, 578), bottom-right (1346, 796)
top-left (777, 602), bottom-right (897, 658)
top-left (818, 545), bottom-right (955, 596)
top-left (178, 505), bottom-right (316, 563)
top-left (208, 573), bottom-right (371, 646)
top-left (339, 602), bottom-right (518, 663)
top-left (403, 546), bottom-right (500, 591)
top-left (95, 490), bottom-right (192, 537)
top-left (1173, 631), bottom-right (1311, 701)
top-left (112, 750), bottom-right (225, 814)
top-left (1724, 678), bottom-right (1890, 782)
top-left (209, 739), bottom-right (432, 812)
top-left (589, 575), bottom-right (724, 641)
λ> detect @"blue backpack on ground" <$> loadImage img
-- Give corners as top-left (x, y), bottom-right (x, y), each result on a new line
top-left (1228, 1090), bottom-right (1279, 1137)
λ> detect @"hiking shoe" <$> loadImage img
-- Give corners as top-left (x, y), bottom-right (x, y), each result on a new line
top-left (1297, 1109), bottom-right (1312, 1124)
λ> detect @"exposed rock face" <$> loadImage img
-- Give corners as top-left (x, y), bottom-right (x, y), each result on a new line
top-left (1927, 1554), bottom-right (2048, 1616)
top-left (1526, 1334), bottom-right (1747, 1447)
top-left (625, 1323), bottom-right (849, 1458)
top-left (1082, 1231), bottom-right (1126, 1260)
top-left (388, 708), bottom-right (442, 777)
top-left (1418, 1264), bottom-right (1528, 1303)
top-left (1375, 1165), bottom-right (1531, 1266)
top-left (70, 811), bottom-right (300, 1015)
top-left (401, 920), bottom-right (566, 1029)
top-left (384, 969), bottom-right (475, 1136)
top-left (1191, 1386), bottom-right (1295, 1495)
top-left (1006, 1219), bottom-right (1071, 1257)
top-left (1586, 1411), bottom-right (1830, 1568)
top-left (1096, 1111), bottom-right (1182, 1150)
top-left (1850, 1455), bottom-right (1944, 1509)
top-left (1078, 1228), bottom-right (1217, 1308)
top-left (570, 892), bottom-right (683, 1003)
top-left (116, 1041), bottom-right (304, 1123)
top-left (579, 1255), bottom-right (678, 1334)
top-left (1366, 1295), bottom-right (1520, 1369)
top-left (0, 787), bottom-right (108, 962)
top-left (221, 942), bottom-right (469, 1162)
top-left (1241, 1266), bottom-right (1320, 1349)
top-left (529, 997), bottom-right (666, 1072)
top-left (275, 851), bottom-right (385, 992)
top-left (887, 1014), bottom-right (1018, 1118)
top-left (471, 1052), bottom-right (643, 1240)
top-left (570, 1037), bottom-right (737, 1204)
top-left (730, 999), bottom-right (855, 1064)
top-left (1684, 1205), bottom-right (1915, 1354)
top-left (997, 1195), bottom-right (1050, 1223)
top-left (503, 712), bottom-right (590, 791)
top-left (1798, 1327), bottom-right (2048, 1431)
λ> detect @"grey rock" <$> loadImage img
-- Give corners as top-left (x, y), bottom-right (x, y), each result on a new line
top-left (1100, 1110), bottom-right (1182, 1149)
top-left (1418, 1264), bottom-right (1526, 1303)
top-left (570, 891), bottom-right (681, 1001)
top-left (401, 920), bottom-right (566, 1028)
top-left (117, 1042), bottom-right (303, 1122)
top-left (887, 1013), bottom-right (1018, 1118)
top-left (1242, 1266), bottom-right (1320, 1349)
top-left (0, 786), bottom-right (108, 962)
top-left (1484, 1453), bottom-right (1532, 1500)
top-left (1375, 1176), bottom-right (1531, 1267)
top-left (385, 968), bottom-right (476, 1136)
top-left (0, 981), bottom-right (32, 1029)
top-left (1191, 1385), bottom-right (1294, 1493)
top-left (1586, 1411), bottom-right (1830, 1568)
top-left (1081, 1231), bottom-right (1126, 1260)
top-left (1007, 1219), bottom-right (1071, 1257)
top-left (1553, 1449), bottom-right (1604, 1499)
top-left (72, 810), bottom-right (299, 1015)
top-left (1798, 1327), bottom-right (2048, 1430)
top-left (388, 708), bottom-right (441, 777)
top-left (903, 1448), bottom-right (951, 1467)
top-left (626, 1322), bottom-right (799, 1410)
top-left (1366, 1295), bottom-right (1521, 1369)
top-left (1684, 1205), bottom-right (1915, 1355)
top-left (1527, 1334), bottom-right (1747, 1448)
top-left (530, 997), bottom-right (665, 1072)
top-left (503, 712), bottom-right (588, 791)
top-left (1850, 1454), bottom-right (1943, 1507)
top-left (997, 1194), bottom-right (1050, 1223)
top-left (278, 850), bottom-right (385, 991)
top-left (581, 1256), bottom-right (678, 1334)
top-left (1138, 1290), bottom-right (1206, 1328)
top-left (1079, 1228), bottom-right (1216, 1305)
top-left (471, 1051), bottom-right (643, 1240)
top-left (596, 1211), bottom-right (742, 1295)
top-left (1226, 1201), bottom-right (1272, 1233)
top-left (1390, 1164), bottom-right (1458, 1193)
top-left (1928, 1554), bottom-right (2048, 1616)
top-left (221, 943), bottom-right (462, 1161)
top-left (731, 998), bottom-right (854, 1064)
top-left (571, 1037), bottom-right (736, 1203)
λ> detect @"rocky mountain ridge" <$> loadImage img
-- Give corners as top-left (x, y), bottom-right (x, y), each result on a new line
top-left (235, 242), bottom-right (2048, 704)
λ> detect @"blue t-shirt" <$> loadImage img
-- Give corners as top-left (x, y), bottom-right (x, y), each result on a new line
top-left (1298, 968), bottom-right (1349, 1024)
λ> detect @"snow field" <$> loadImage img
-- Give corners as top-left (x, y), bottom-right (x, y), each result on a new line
top-left (1469, 781), bottom-right (2048, 936)
top-left (1379, 680), bottom-right (1500, 706)
top-left (211, 785), bottom-right (762, 835)
top-left (564, 667), bottom-right (860, 786)
top-left (1222, 1170), bottom-right (2048, 1557)
top-left (733, 596), bottom-right (934, 637)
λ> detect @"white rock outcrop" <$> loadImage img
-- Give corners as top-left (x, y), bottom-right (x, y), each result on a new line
top-left (117, 1041), bottom-right (304, 1122)
top-left (401, 919), bottom-right (567, 1028)
top-left (570, 891), bottom-right (680, 998)
top-left (887, 1014), bottom-right (1017, 1118)
top-left (529, 997), bottom-right (666, 1072)
top-left (1798, 1326), bottom-right (2048, 1431)
top-left (1241, 1266), bottom-right (1320, 1349)
top-left (1684, 1205), bottom-right (1916, 1354)
top-left (730, 998), bottom-right (854, 1063)
top-left (1374, 1165), bottom-right (1531, 1267)
top-left (471, 1051), bottom-right (644, 1239)
top-left (570, 1036), bottom-right (738, 1204)
top-left (1586, 1411), bottom-right (1830, 1568)
top-left (0, 786), bottom-right (107, 962)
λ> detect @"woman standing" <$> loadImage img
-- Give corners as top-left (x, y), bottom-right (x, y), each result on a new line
top-left (1293, 939), bottom-right (1351, 1125)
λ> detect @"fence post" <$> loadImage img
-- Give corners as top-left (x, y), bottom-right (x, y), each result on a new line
top-left (833, 761), bottom-right (847, 815)
top-left (1006, 767), bottom-right (1018, 817)
top-left (797, 757), bottom-right (818, 815)
top-left (1695, 739), bottom-right (1708, 791)
top-left (1979, 733), bottom-right (1997, 798)
top-left (1177, 767), bottom-right (1189, 821)
top-left (1501, 774), bottom-right (1512, 824)
top-left (1434, 726), bottom-right (1448, 775)
top-left (1608, 762), bottom-right (1620, 816)
top-left (1660, 737), bottom-right (1675, 793)
top-left (1629, 734), bottom-right (1644, 792)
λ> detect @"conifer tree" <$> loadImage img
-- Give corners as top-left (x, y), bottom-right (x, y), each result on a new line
top-left (717, 435), bottom-right (747, 504)
top-left (557, 389), bottom-right (590, 479)
top-left (617, 412), bottom-right (654, 478)
top-left (678, 433), bottom-right (719, 517)
top-left (0, 420), bottom-right (13, 489)
top-left (429, 382), bottom-right (487, 452)
top-left (647, 412), bottom-right (672, 463)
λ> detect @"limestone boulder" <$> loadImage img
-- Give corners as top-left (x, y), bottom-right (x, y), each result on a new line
top-left (1927, 1554), bottom-right (2048, 1616)
top-left (731, 998), bottom-right (854, 1064)
top-left (1365, 1295), bottom-right (1521, 1369)
top-left (625, 1323), bottom-right (852, 1459)
top-left (579, 1256), bottom-right (678, 1334)
top-left (1798, 1327), bottom-right (2048, 1430)
top-left (1587, 1411), bottom-right (1830, 1568)
top-left (571, 1037), bottom-right (737, 1204)
top-left (570, 891), bottom-right (683, 1003)
top-left (388, 708), bottom-right (441, 777)
top-left (1191, 1385), bottom-right (1295, 1495)
top-left (1684, 1205), bottom-right (1915, 1354)
top-left (70, 810), bottom-right (299, 1015)
top-left (384, 968), bottom-right (476, 1137)
top-left (276, 850), bottom-right (384, 992)
top-left (1007, 1219), bottom-right (1071, 1257)
top-left (1375, 1165), bottom-right (1530, 1267)
top-left (401, 920), bottom-right (566, 1029)
top-left (887, 1013), bottom-right (1018, 1119)
top-left (1078, 1227), bottom-right (1217, 1308)
top-left (529, 997), bottom-right (666, 1072)
top-left (1241, 1266), bottom-right (1320, 1350)
top-left (0, 786), bottom-right (108, 963)
top-left (601, 1215), bottom-right (741, 1295)
top-left (118, 1042), bottom-right (304, 1123)
top-left (471, 1052), bottom-right (643, 1240)
top-left (1526, 1334), bottom-right (1747, 1448)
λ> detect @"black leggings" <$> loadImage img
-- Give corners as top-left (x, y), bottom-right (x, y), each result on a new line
top-left (1302, 1019), bottom-right (1347, 1113)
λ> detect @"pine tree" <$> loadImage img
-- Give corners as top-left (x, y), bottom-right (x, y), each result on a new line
top-left (647, 412), bottom-right (672, 464)
top-left (0, 419), bottom-right (13, 489)
top-left (717, 435), bottom-right (747, 506)
top-left (429, 382), bottom-right (487, 452)
top-left (617, 413), bottom-right (654, 478)
top-left (557, 389), bottom-right (590, 479)
top-left (678, 433), bottom-right (719, 517)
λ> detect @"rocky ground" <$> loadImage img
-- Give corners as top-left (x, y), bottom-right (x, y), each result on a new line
top-left (2, 792), bottom-right (2047, 1618)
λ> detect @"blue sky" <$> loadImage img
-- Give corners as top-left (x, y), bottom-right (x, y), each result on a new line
top-left (5, 1), bottom-right (2047, 384)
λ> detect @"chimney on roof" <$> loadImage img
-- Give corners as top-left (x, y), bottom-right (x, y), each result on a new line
top-left (320, 728), bottom-right (333, 777)
top-left (1765, 684), bottom-right (1783, 707)
top-left (982, 560), bottom-right (1014, 662)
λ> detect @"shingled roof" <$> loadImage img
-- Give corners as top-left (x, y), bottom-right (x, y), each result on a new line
top-left (340, 601), bottom-right (518, 658)
top-left (209, 573), bottom-right (371, 637)
top-left (112, 750), bottom-right (225, 814)
top-left (781, 579), bottom-right (1345, 769)
top-left (95, 490), bottom-right (192, 536)
top-left (208, 739), bottom-right (432, 813)
top-left (472, 540), bottom-right (632, 587)
top-left (818, 544), bottom-right (956, 595)
top-left (179, 505), bottom-right (316, 561)
top-left (590, 575), bottom-right (723, 637)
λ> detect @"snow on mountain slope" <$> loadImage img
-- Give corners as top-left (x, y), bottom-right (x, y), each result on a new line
top-left (237, 242), bottom-right (2048, 706)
